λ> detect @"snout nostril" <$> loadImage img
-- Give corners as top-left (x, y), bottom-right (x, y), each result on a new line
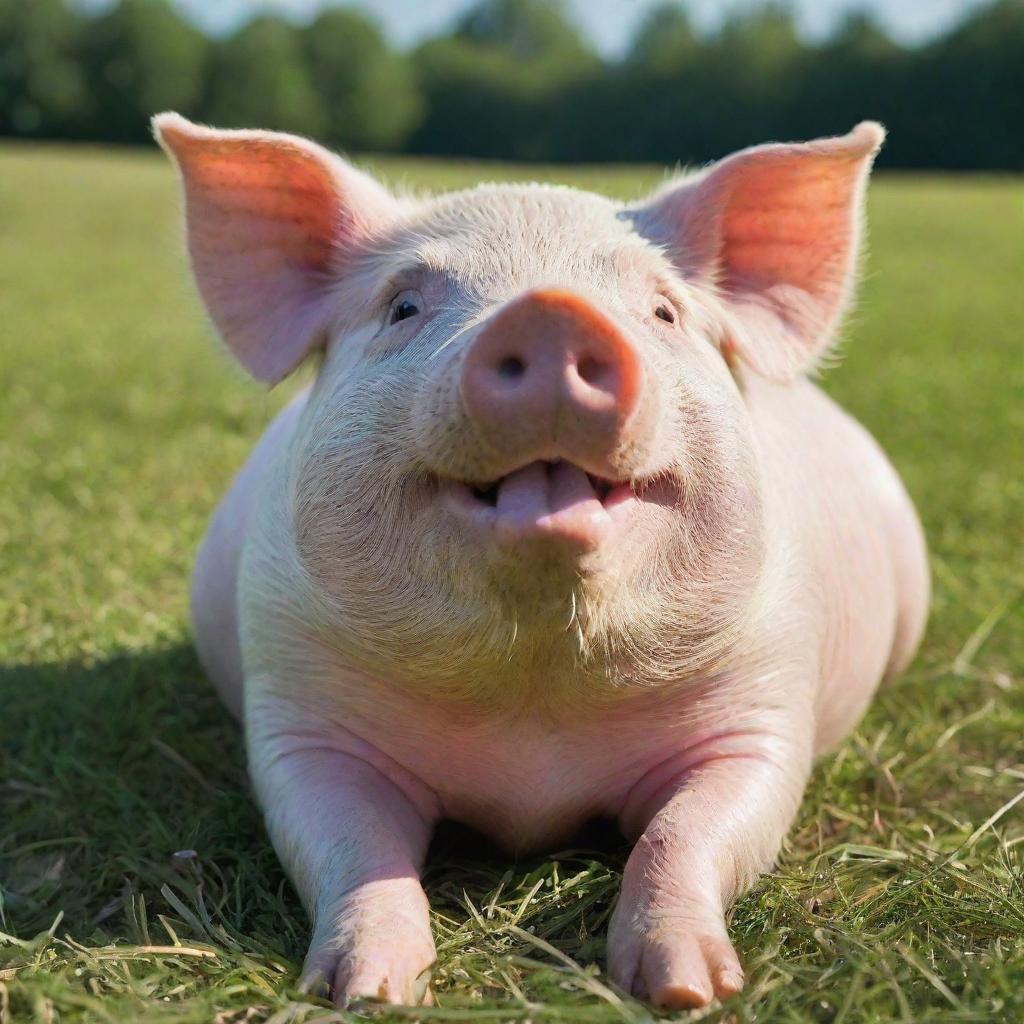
top-left (577, 355), bottom-right (611, 388)
top-left (497, 355), bottom-right (526, 381)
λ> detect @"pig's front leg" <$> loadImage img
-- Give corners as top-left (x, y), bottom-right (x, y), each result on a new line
top-left (608, 724), bottom-right (811, 1009)
top-left (247, 699), bottom-right (440, 1005)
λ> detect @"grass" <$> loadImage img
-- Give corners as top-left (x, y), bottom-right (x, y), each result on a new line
top-left (1, 141), bottom-right (1022, 1023)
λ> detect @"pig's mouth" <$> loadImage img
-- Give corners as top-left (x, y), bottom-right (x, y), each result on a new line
top-left (440, 459), bottom-right (665, 553)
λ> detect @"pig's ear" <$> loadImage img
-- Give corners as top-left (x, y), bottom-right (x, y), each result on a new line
top-left (152, 112), bottom-right (397, 383)
top-left (635, 122), bottom-right (885, 382)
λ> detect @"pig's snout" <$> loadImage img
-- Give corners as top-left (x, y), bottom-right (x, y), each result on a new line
top-left (460, 289), bottom-right (646, 475)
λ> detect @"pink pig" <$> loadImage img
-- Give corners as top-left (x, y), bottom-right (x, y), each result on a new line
top-left (154, 112), bottom-right (928, 1009)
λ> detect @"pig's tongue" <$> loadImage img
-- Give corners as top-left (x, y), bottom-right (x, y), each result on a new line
top-left (493, 461), bottom-right (610, 550)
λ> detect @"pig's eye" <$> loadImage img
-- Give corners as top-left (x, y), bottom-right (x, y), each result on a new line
top-left (389, 290), bottom-right (422, 325)
top-left (654, 303), bottom-right (676, 324)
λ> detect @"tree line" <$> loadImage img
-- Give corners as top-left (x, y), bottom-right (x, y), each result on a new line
top-left (2, 0), bottom-right (1022, 169)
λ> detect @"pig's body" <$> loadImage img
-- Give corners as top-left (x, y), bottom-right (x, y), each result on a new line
top-left (160, 113), bottom-right (928, 1009)
top-left (194, 374), bottom-right (926, 848)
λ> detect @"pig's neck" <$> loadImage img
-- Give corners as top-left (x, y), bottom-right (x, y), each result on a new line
top-left (249, 554), bottom-right (783, 719)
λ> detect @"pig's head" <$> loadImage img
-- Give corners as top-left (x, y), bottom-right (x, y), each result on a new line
top-left (155, 113), bottom-right (883, 693)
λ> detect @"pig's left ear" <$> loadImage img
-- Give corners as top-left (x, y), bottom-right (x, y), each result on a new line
top-left (153, 112), bottom-right (398, 384)
top-left (634, 122), bottom-right (885, 382)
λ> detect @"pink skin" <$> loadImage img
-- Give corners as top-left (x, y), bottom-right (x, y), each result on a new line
top-left (453, 287), bottom-right (648, 551)
top-left (156, 113), bottom-right (930, 1010)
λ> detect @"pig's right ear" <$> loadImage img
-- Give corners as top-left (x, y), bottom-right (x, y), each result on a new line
top-left (152, 112), bottom-right (397, 384)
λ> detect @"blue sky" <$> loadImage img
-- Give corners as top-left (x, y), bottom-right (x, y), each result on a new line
top-left (80, 0), bottom-right (991, 53)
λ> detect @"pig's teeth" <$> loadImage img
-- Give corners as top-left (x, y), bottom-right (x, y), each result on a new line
top-left (586, 473), bottom-right (614, 502)
top-left (472, 483), bottom-right (499, 506)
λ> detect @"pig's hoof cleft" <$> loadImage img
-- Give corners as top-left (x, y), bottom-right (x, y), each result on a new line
top-left (713, 965), bottom-right (745, 998)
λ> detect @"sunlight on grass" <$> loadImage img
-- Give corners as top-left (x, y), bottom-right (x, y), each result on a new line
top-left (1, 144), bottom-right (1022, 1022)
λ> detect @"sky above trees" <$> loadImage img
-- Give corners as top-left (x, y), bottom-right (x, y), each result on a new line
top-left (77, 0), bottom-right (992, 53)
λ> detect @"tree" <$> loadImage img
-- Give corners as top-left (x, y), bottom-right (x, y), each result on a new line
top-left (627, 2), bottom-right (699, 72)
top-left (455, 0), bottom-right (592, 65)
top-left (904, 0), bottom-right (1024, 169)
top-left (411, 0), bottom-right (598, 160)
top-left (301, 8), bottom-right (421, 153)
top-left (0, 0), bottom-right (85, 138)
top-left (77, 0), bottom-right (207, 143)
top-left (679, 4), bottom-right (807, 157)
top-left (794, 12), bottom-right (905, 146)
top-left (203, 16), bottom-right (324, 138)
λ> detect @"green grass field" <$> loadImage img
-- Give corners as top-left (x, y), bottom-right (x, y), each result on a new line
top-left (1, 143), bottom-right (1022, 1023)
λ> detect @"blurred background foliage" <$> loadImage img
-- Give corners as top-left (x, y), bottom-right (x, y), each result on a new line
top-left (0, 0), bottom-right (1022, 167)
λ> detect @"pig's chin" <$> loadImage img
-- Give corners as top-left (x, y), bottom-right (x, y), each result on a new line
top-left (436, 459), bottom-right (672, 564)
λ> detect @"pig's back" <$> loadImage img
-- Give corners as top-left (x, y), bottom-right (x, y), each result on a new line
top-left (745, 375), bottom-right (929, 754)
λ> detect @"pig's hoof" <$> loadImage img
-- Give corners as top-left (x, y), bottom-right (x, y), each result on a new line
top-left (335, 939), bottom-right (436, 1006)
top-left (300, 936), bottom-right (436, 1006)
top-left (299, 897), bottom-right (436, 1006)
top-left (609, 924), bottom-right (744, 1009)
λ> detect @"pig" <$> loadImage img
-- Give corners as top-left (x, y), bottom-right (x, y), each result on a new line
top-left (153, 111), bottom-right (929, 1010)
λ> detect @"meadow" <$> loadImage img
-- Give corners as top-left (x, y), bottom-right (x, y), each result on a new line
top-left (1, 143), bottom-right (1022, 1023)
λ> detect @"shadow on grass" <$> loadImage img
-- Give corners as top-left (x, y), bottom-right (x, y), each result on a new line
top-left (0, 643), bottom-right (304, 952)
top-left (0, 641), bottom-right (240, 774)
top-left (0, 644), bottom-right (628, 966)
